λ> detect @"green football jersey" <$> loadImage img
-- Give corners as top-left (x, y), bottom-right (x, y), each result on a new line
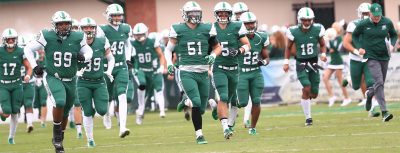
top-left (0, 46), bottom-right (25, 81)
top-left (100, 23), bottom-right (131, 68)
top-left (131, 38), bottom-right (159, 69)
top-left (170, 22), bottom-right (216, 67)
top-left (286, 23), bottom-right (325, 59)
top-left (214, 22), bottom-right (246, 66)
top-left (81, 37), bottom-right (108, 79)
top-left (239, 32), bottom-right (269, 68)
top-left (41, 29), bottom-right (84, 78)
top-left (328, 36), bottom-right (343, 65)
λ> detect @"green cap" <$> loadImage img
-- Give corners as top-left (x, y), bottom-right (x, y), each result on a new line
top-left (370, 3), bottom-right (382, 16)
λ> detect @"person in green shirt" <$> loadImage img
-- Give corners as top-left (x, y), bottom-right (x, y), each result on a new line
top-left (352, 3), bottom-right (397, 122)
top-left (164, 1), bottom-right (222, 144)
top-left (0, 28), bottom-right (32, 144)
top-left (283, 7), bottom-right (327, 126)
top-left (24, 11), bottom-right (93, 152)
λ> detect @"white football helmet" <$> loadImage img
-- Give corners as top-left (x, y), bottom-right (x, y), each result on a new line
top-left (324, 28), bottom-right (337, 41)
top-left (51, 11), bottom-right (72, 36)
top-left (213, 2), bottom-right (232, 24)
top-left (181, 1), bottom-right (202, 24)
top-left (240, 12), bottom-right (257, 34)
top-left (80, 17), bottom-right (97, 38)
top-left (72, 19), bottom-right (80, 31)
top-left (232, 2), bottom-right (249, 14)
top-left (297, 7), bottom-right (314, 29)
top-left (106, 4), bottom-right (124, 25)
top-left (2, 28), bottom-right (18, 48)
top-left (357, 3), bottom-right (371, 19)
top-left (132, 23), bottom-right (149, 42)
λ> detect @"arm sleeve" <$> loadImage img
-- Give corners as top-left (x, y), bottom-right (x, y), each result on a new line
top-left (104, 37), bottom-right (110, 50)
top-left (24, 37), bottom-right (45, 68)
top-left (388, 20), bottom-right (398, 46)
top-left (106, 53), bottom-right (115, 73)
top-left (352, 23), bottom-right (362, 49)
top-left (125, 37), bottom-right (132, 61)
top-left (164, 41), bottom-right (176, 66)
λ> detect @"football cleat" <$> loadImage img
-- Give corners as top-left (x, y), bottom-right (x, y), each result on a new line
top-left (87, 139), bottom-right (96, 148)
top-left (305, 118), bottom-right (313, 126)
top-left (196, 135), bottom-right (208, 144)
top-left (27, 126), bottom-right (34, 133)
top-left (365, 89), bottom-right (374, 111)
top-left (8, 137), bottom-right (15, 144)
top-left (77, 132), bottom-right (83, 139)
top-left (248, 128), bottom-right (257, 135)
top-left (183, 107), bottom-right (190, 121)
top-left (382, 112), bottom-right (393, 122)
top-left (69, 121), bottom-right (76, 129)
top-left (119, 129), bottom-right (130, 138)
top-left (224, 129), bottom-right (233, 140)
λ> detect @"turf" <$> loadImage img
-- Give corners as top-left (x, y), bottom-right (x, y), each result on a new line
top-left (1, 102), bottom-right (399, 153)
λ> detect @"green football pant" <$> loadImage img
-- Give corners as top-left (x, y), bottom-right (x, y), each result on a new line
top-left (34, 84), bottom-right (48, 108)
top-left (78, 78), bottom-right (109, 117)
top-left (212, 67), bottom-right (238, 103)
top-left (297, 67), bottom-right (320, 94)
top-left (43, 74), bottom-right (76, 118)
top-left (0, 82), bottom-right (23, 114)
top-left (126, 78), bottom-right (134, 103)
top-left (112, 69), bottom-right (129, 98)
top-left (135, 70), bottom-right (163, 92)
top-left (105, 75), bottom-right (114, 101)
top-left (237, 70), bottom-right (264, 108)
top-left (178, 70), bottom-right (209, 114)
top-left (350, 60), bottom-right (374, 90)
top-left (23, 82), bottom-right (35, 109)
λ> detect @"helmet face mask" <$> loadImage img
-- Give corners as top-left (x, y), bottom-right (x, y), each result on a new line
top-left (244, 22), bottom-right (257, 34)
top-left (214, 2), bottom-right (232, 24)
top-left (55, 22), bottom-right (72, 36)
top-left (2, 28), bottom-right (18, 49)
top-left (109, 14), bottom-right (124, 26)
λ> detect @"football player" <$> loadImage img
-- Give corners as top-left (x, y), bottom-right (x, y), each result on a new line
top-left (24, 11), bottom-right (93, 152)
top-left (165, 1), bottom-right (221, 144)
top-left (1, 28), bottom-right (32, 144)
top-left (97, 3), bottom-right (132, 137)
top-left (283, 7), bottom-right (327, 126)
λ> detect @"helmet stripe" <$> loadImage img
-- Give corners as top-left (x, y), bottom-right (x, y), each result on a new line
top-left (222, 2), bottom-right (226, 8)
top-left (306, 8), bottom-right (310, 17)
top-left (247, 12), bottom-right (252, 20)
top-left (192, 2), bottom-right (196, 7)
top-left (8, 29), bottom-right (12, 35)
top-left (239, 3), bottom-right (243, 9)
top-left (61, 12), bottom-right (66, 19)
top-left (116, 5), bottom-right (119, 11)
top-left (137, 26), bottom-right (140, 33)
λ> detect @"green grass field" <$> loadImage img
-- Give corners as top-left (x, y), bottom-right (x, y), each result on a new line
top-left (1, 102), bottom-right (400, 153)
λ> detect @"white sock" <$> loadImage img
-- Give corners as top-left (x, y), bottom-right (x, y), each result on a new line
top-left (115, 112), bottom-right (120, 122)
top-left (26, 112), bottom-right (33, 126)
top-left (155, 91), bottom-right (165, 114)
top-left (83, 116), bottom-right (94, 140)
top-left (301, 99), bottom-right (312, 119)
top-left (221, 118), bottom-right (229, 131)
top-left (76, 124), bottom-right (82, 134)
top-left (0, 105), bottom-right (3, 113)
top-left (137, 89), bottom-right (146, 115)
top-left (243, 101), bottom-right (252, 123)
top-left (118, 94), bottom-right (128, 131)
top-left (69, 109), bottom-right (74, 122)
top-left (9, 114), bottom-right (18, 138)
top-left (228, 106), bottom-right (238, 127)
top-left (195, 129), bottom-right (203, 138)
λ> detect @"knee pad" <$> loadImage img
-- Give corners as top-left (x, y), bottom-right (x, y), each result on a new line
top-left (138, 85), bottom-right (146, 90)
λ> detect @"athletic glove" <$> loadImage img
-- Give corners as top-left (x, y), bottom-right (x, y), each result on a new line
top-left (205, 54), bottom-right (216, 65)
top-left (257, 59), bottom-right (270, 66)
top-left (167, 65), bottom-right (175, 75)
top-left (33, 65), bottom-right (44, 77)
top-left (77, 53), bottom-right (85, 62)
top-left (126, 60), bottom-right (133, 69)
top-left (228, 48), bottom-right (239, 57)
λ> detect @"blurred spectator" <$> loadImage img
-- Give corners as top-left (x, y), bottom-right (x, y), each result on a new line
top-left (268, 28), bottom-right (286, 60)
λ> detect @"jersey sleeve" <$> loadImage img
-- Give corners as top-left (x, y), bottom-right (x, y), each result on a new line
top-left (346, 22), bottom-right (356, 33)
top-left (318, 24), bottom-right (325, 38)
top-left (36, 31), bottom-right (47, 46)
top-left (80, 33), bottom-right (87, 47)
top-left (264, 35), bottom-right (270, 47)
top-left (154, 39), bottom-right (160, 48)
top-left (104, 37), bottom-right (111, 50)
top-left (238, 22), bottom-right (247, 37)
top-left (286, 28), bottom-right (295, 41)
top-left (209, 23), bottom-right (217, 37)
top-left (169, 25), bottom-right (178, 38)
top-left (96, 26), bottom-right (105, 37)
